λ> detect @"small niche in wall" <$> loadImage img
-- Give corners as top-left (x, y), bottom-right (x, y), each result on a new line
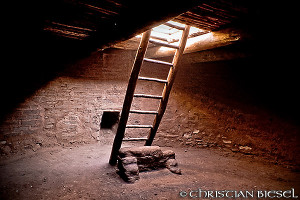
top-left (100, 110), bottom-right (120, 131)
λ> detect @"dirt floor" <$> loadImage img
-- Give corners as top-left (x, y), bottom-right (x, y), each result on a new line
top-left (1, 133), bottom-right (299, 200)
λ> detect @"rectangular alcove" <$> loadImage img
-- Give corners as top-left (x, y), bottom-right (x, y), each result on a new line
top-left (100, 110), bottom-right (120, 134)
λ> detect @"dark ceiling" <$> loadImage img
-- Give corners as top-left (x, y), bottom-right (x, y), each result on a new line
top-left (39, 0), bottom-right (259, 48)
top-left (5, 0), bottom-right (266, 85)
top-left (3, 0), bottom-right (296, 122)
top-left (6, 0), bottom-right (271, 59)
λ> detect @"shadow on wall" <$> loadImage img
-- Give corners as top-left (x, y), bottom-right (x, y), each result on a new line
top-left (1, 34), bottom-right (97, 123)
top-left (174, 43), bottom-right (300, 124)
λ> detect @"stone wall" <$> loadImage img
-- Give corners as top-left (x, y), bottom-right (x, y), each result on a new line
top-left (0, 49), bottom-right (135, 153)
top-left (154, 51), bottom-right (299, 167)
top-left (0, 45), bottom-right (298, 168)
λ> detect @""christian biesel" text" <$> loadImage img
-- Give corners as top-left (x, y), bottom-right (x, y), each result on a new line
top-left (179, 188), bottom-right (298, 199)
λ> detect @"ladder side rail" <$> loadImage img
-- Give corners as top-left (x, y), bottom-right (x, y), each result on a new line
top-left (109, 30), bottom-right (151, 165)
top-left (145, 25), bottom-right (190, 146)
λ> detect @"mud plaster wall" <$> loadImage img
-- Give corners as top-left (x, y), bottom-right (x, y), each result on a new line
top-left (0, 47), bottom-right (299, 167)
top-left (0, 49), bottom-right (135, 153)
top-left (155, 50), bottom-right (299, 167)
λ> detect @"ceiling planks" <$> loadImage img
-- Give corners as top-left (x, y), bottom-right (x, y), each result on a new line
top-left (38, 0), bottom-right (256, 50)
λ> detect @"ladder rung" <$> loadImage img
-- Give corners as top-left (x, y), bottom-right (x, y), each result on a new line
top-left (138, 76), bottom-right (168, 83)
top-left (149, 39), bottom-right (179, 49)
top-left (130, 110), bottom-right (158, 115)
top-left (164, 22), bottom-right (185, 30)
top-left (126, 125), bottom-right (153, 128)
top-left (143, 58), bottom-right (173, 66)
top-left (133, 94), bottom-right (163, 99)
top-left (123, 137), bottom-right (148, 141)
top-left (150, 35), bottom-right (169, 42)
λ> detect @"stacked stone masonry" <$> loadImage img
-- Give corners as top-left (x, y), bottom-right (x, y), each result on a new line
top-left (117, 146), bottom-right (181, 183)
top-left (0, 47), bottom-right (298, 168)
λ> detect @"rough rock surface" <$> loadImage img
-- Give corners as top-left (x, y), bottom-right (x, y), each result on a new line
top-left (117, 156), bottom-right (139, 183)
top-left (117, 146), bottom-right (181, 183)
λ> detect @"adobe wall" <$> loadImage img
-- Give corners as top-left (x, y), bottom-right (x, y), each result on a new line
top-left (0, 46), bottom-right (298, 168)
top-left (0, 49), bottom-right (134, 153)
top-left (155, 46), bottom-right (299, 167)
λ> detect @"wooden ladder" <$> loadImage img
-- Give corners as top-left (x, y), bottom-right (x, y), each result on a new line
top-left (109, 23), bottom-right (190, 165)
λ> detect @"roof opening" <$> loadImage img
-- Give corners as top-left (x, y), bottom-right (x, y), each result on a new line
top-left (136, 20), bottom-right (210, 44)
top-left (111, 19), bottom-right (240, 56)
top-left (152, 20), bottom-right (210, 43)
